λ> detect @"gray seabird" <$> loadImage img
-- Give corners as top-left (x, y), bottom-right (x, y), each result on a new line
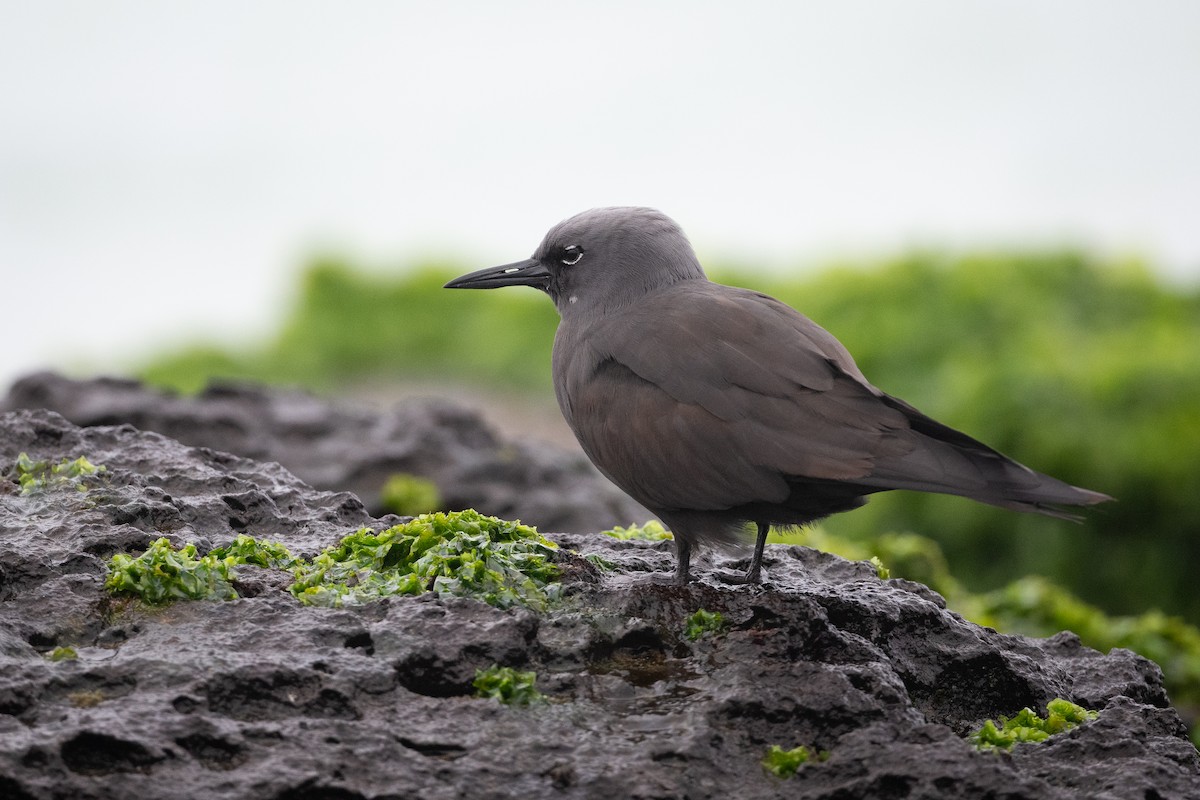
top-left (445, 207), bottom-right (1111, 584)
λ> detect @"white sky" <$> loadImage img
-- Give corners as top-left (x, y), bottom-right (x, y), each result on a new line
top-left (2, 1), bottom-right (1199, 388)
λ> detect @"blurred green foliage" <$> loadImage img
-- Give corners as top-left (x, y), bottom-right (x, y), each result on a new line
top-left (136, 251), bottom-right (1200, 622)
top-left (600, 520), bottom-right (674, 541)
top-left (140, 262), bottom-right (560, 393)
top-left (379, 473), bottom-right (442, 517)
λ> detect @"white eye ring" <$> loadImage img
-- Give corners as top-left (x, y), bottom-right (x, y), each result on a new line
top-left (561, 246), bottom-right (583, 266)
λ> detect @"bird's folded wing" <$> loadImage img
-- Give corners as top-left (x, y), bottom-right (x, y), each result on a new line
top-left (564, 284), bottom-right (916, 511)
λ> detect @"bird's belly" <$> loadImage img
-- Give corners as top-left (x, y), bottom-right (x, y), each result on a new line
top-left (559, 360), bottom-right (789, 513)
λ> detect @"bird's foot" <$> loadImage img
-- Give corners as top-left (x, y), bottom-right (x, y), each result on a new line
top-left (635, 571), bottom-right (691, 586)
top-left (713, 566), bottom-right (763, 586)
top-left (712, 522), bottom-right (770, 586)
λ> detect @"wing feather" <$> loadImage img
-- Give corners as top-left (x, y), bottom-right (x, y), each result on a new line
top-left (553, 279), bottom-right (1109, 520)
top-left (554, 282), bottom-right (909, 511)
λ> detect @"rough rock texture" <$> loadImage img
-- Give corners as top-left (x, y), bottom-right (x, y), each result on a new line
top-left (1, 372), bottom-right (648, 534)
top-left (2, 408), bottom-right (1199, 800)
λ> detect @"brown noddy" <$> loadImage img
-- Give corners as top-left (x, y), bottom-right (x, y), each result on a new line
top-left (445, 207), bottom-right (1111, 584)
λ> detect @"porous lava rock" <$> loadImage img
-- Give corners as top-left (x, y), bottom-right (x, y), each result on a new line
top-left (1, 407), bottom-right (1198, 799)
top-left (1, 371), bottom-right (648, 534)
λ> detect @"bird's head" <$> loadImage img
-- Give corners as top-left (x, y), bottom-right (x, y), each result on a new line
top-left (445, 207), bottom-right (707, 316)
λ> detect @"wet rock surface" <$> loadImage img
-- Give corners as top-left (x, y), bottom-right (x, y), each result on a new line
top-left (1, 406), bottom-right (1198, 799)
top-left (1, 371), bottom-right (648, 534)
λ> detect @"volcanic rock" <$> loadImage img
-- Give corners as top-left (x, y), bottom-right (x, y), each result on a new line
top-left (1, 371), bottom-right (648, 534)
top-left (0, 407), bottom-right (1197, 799)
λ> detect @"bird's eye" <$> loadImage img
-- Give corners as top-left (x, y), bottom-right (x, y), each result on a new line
top-left (561, 245), bottom-right (583, 266)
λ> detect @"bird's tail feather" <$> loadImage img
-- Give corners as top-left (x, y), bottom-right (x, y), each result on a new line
top-left (862, 393), bottom-right (1113, 516)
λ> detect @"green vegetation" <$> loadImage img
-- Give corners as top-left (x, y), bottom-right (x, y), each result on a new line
top-left (209, 534), bottom-right (298, 568)
top-left (869, 555), bottom-right (890, 579)
top-left (10, 453), bottom-right (105, 495)
top-left (105, 510), bottom-right (561, 611)
top-left (379, 473), bottom-right (442, 517)
top-left (132, 252), bottom-right (1200, 624)
top-left (48, 646), bottom-right (78, 662)
top-left (291, 510), bottom-right (560, 609)
top-left (762, 744), bottom-right (825, 778)
top-left (472, 665), bottom-right (545, 706)
top-left (685, 609), bottom-right (728, 641)
top-left (106, 538), bottom-right (240, 604)
top-left (970, 698), bottom-right (1098, 750)
top-left (601, 521), bottom-right (673, 541)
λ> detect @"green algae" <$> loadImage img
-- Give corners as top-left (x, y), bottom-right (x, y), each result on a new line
top-left (105, 538), bottom-right (241, 604)
top-left (209, 534), bottom-right (298, 568)
top-left (104, 510), bottom-right (560, 611)
top-left (11, 453), bottom-right (105, 495)
top-left (290, 510), bottom-right (560, 609)
top-left (379, 472), bottom-right (442, 516)
top-left (762, 744), bottom-right (828, 778)
top-left (600, 521), bottom-right (673, 541)
top-left (472, 665), bottom-right (545, 706)
top-left (48, 646), bottom-right (78, 662)
top-left (970, 698), bottom-right (1098, 750)
top-left (685, 609), bottom-right (728, 641)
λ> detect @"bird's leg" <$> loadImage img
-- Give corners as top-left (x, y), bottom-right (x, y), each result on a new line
top-left (673, 536), bottom-right (692, 585)
top-left (744, 522), bottom-right (769, 584)
top-left (714, 522), bottom-right (770, 585)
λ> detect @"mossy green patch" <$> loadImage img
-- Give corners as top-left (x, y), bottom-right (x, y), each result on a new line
top-left (969, 698), bottom-right (1098, 750)
top-left (380, 473), bottom-right (442, 516)
top-left (11, 453), bottom-right (105, 495)
top-left (208, 534), bottom-right (298, 568)
top-left (290, 510), bottom-right (560, 609)
top-left (762, 744), bottom-right (827, 778)
top-left (105, 538), bottom-right (240, 604)
top-left (472, 665), bottom-right (545, 706)
top-left (685, 609), bottom-right (728, 641)
top-left (601, 521), bottom-right (673, 541)
top-left (104, 510), bottom-right (561, 611)
top-left (48, 646), bottom-right (78, 662)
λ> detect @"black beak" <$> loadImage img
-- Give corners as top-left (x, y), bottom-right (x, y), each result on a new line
top-left (444, 259), bottom-right (551, 291)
